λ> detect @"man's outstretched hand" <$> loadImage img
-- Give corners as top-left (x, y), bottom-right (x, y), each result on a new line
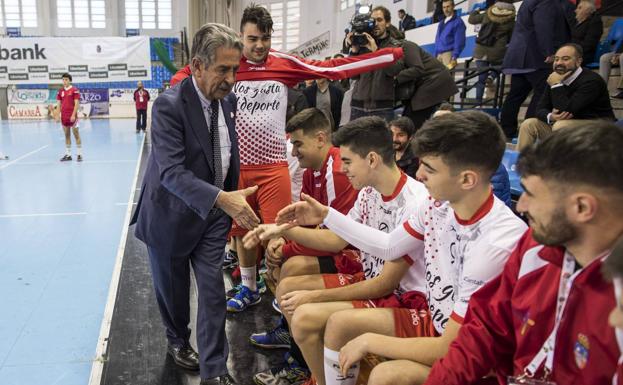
top-left (275, 193), bottom-right (330, 226)
top-left (216, 185), bottom-right (260, 230)
top-left (242, 223), bottom-right (294, 249)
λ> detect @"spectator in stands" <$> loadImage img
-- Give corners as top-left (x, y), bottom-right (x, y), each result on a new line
top-left (603, 236), bottom-right (623, 331)
top-left (425, 121), bottom-right (623, 385)
top-left (468, 1), bottom-right (516, 105)
top-left (389, 117), bottom-right (418, 178)
top-left (133, 81), bottom-right (150, 133)
top-left (346, 6), bottom-right (404, 122)
top-left (397, 41), bottom-right (458, 129)
top-left (303, 78), bottom-right (344, 131)
top-left (434, 0), bottom-right (466, 70)
top-left (500, 0), bottom-right (571, 139)
top-left (517, 43), bottom-right (615, 150)
top-left (571, 0), bottom-right (603, 63)
top-left (398, 9), bottom-right (416, 32)
top-left (599, 44), bottom-right (623, 99)
top-left (431, 102), bottom-right (455, 118)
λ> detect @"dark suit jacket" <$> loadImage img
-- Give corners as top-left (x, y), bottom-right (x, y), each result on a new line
top-left (536, 69), bottom-right (616, 123)
top-left (132, 77), bottom-right (240, 256)
top-left (571, 13), bottom-right (604, 63)
top-left (396, 40), bottom-right (458, 110)
top-left (503, 0), bottom-right (569, 70)
top-left (303, 83), bottom-right (343, 130)
top-left (399, 14), bottom-right (416, 32)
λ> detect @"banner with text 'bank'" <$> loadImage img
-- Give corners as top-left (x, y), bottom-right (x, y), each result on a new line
top-left (0, 36), bottom-right (151, 85)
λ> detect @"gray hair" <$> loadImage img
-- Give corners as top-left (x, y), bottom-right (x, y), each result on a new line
top-left (190, 23), bottom-right (243, 67)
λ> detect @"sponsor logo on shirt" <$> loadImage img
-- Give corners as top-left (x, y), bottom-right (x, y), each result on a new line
top-left (574, 333), bottom-right (590, 369)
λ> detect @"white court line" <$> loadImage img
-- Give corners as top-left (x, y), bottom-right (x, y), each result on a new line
top-left (0, 212), bottom-right (87, 218)
top-left (0, 145), bottom-right (49, 170)
top-left (114, 202), bottom-right (137, 206)
top-left (89, 134), bottom-right (145, 385)
top-left (12, 159), bottom-right (137, 166)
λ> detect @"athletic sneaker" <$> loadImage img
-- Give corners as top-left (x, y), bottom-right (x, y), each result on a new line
top-left (272, 298), bottom-right (282, 314)
top-left (77, 155), bottom-right (83, 162)
top-left (258, 258), bottom-right (269, 275)
top-left (253, 355), bottom-right (309, 385)
top-left (60, 155), bottom-right (72, 162)
top-left (249, 324), bottom-right (291, 349)
top-left (226, 275), bottom-right (266, 298)
top-left (227, 285), bottom-right (261, 312)
top-left (223, 250), bottom-right (238, 270)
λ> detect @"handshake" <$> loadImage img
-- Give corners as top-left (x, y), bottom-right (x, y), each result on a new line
top-left (242, 193), bottom-right (330, 249)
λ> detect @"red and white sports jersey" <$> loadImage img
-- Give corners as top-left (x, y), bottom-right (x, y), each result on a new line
top-left (425, 230), bottom-right (622, 385)
top-left (281, 147), bottom-right (358, 259)
top-left (348, 173), bottom-right (428, 293)
top-left (56, 86), bottom-right (79, 115)
top-left (323, 190), bottom-right (526, 334)
top-left (170, 48), bottom-right (404, 166)
top-left (403, 193), bottom-right (527, 333)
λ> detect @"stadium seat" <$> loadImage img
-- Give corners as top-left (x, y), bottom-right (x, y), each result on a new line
top-left (616, 119), bottom-right (623, 128)
top-left (502, 149), bottom-right (523, 196)
top-left (585, 18), bottom-right (623, 68)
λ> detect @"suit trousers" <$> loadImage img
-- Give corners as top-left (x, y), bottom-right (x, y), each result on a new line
top-left (147, 209), bottom-right (232, 378)
top-left (136, 109), bottom-right (147, 130)
top-left (500, 69), bottom-right (550, 139)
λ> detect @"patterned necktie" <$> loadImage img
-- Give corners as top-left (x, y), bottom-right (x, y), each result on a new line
top-left (210, 100), bottom-right (224, 189)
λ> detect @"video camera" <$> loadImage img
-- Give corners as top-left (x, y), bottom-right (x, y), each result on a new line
top-left (350, 12), bottom-right (375, 47)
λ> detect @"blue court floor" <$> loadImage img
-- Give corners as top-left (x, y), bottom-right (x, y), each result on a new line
top-left (0, 119), bottom-right (144, 385)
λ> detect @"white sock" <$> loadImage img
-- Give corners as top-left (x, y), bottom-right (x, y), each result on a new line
top-left (324, 347), bottom-right (359, 385)
top-left (65, 146), bottom-right (71, 156)
top-left (240, 266), bottom-right (257, 292)
top-left (77, 145), bottom-right (82, 156)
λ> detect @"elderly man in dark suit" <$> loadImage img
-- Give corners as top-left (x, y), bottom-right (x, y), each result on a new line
top-left (499, 0), bottom-right (572, 139)
top-left (517, 43), bottom-right (615, 150)
top-left (131, 23), bottom-right (259, 385)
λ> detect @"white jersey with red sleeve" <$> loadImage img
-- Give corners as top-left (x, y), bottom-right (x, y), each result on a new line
top-left (346, 174), bottom-right (428, 293)
top-left (324, 190), bottom-right (526, 335)
top-left (233, 48), bottom-right (404, 166)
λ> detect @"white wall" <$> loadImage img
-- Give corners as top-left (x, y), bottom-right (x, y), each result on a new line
top-left (16, 0), bottom-right (187, 38)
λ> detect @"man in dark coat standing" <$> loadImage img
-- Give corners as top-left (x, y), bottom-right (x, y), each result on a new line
top-left (499, 0), bottom-right (572, 139)
top-left (131, 23), bottom-right (259, 385)
top-left (571, 0), bottom-right (603, 63)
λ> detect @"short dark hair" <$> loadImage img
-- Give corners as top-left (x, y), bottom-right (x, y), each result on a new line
top-left (62, 73), bottom-right (72, 81)
top-left (332, 116), bottom-right (394, 165)
top-left (557, 43), bottom-right (584, 59)
top-left (240, 3), bottom-right (273, 34)
top-left (413, 110), bottom-right (505, 177)
top-left (442, 0), bottom-right (455, 4)
top-left (398, 9), bottom-right (406, 14)
top-left (372, 6), bottom-right (391, 22)
top-left (389, 117), bottom-right (416, 138)
top-left (286, 108), bottom-right (331, 136)
top-left (603, 237), bottom-right (623, 279)
top-left (517, 122), bottom-right (623, 193)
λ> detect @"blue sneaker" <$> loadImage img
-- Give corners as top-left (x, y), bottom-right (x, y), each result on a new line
top-left (227, 286), bottom-right (261, 312)
top-left (272, 298), bottom-right (282, 314)
top-left (250, 324), bottom-right (291, 349)
top-left (226, 275), bottom-right (266, 298)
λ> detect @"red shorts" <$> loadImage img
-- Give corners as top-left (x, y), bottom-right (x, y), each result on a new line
top-left (61, 113), bottom-right (78, 128)
top-left (333, 249), bottom-right (363, 275)
top-left (353, 291), bottom-right (437, 338)
top-left (322, 271), bottom-right (366, 288)
top-left (230, 164), bottom-right (291, 237)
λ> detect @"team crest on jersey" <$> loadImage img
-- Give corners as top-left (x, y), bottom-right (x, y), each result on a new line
top-left (574, 333), bottom-right (590, 369)
top-left (61, 91), bottom-right (65, 97)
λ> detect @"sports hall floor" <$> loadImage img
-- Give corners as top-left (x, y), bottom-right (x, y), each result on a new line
top-left (0, 119), bottom-right (280, 385)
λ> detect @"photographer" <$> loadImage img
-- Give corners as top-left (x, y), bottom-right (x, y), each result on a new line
top-left (345, 6), bottom-right (404, 121)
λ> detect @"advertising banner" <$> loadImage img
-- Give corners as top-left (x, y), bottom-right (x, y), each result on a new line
top-left (8, 88), bottom-right (54, 104)
top-left (109, 88), bottom-right (159, 104)
top-left (0, 36), bottom-right (151, 85)
top-left (289, 31), bottom-right (332, 60)
top-left (7, 104), bottom-right (49, 120)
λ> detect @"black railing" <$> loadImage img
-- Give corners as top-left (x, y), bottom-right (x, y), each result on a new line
top-left (449, 59), bottom-right (507, 110)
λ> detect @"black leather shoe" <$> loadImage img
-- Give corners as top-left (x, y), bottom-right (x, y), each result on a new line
top-left (200, 374), bottom-right (237, 385)
top-left (166, 344), bottom-right (199, 371)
